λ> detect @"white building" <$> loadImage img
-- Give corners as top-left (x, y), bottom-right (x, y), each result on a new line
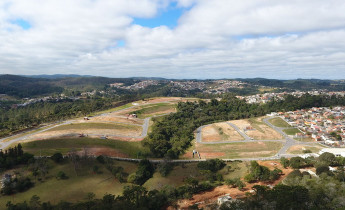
top-left (319, 148), bottom-right (345, 157)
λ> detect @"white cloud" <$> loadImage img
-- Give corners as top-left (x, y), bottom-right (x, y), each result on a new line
top-left (0, 0), bottom-right (345, 79)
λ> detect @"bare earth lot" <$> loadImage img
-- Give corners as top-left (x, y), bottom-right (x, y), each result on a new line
top-left (229, 117), bottom-right (283, 140)
top-left (202, 122), bottom-right (244, 142)
top-left (287, 144), bottom-right (326, 154)
top-left (183, 141), bottom-right (283, 159)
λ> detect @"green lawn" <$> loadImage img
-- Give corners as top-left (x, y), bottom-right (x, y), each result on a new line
top-left (144, 163), bottom-right (202, 191)
top-left (130, 103), bottom-right (176, 118)
top-left (268, 117), bottom-right (291, 128)
top-left (220, 161), bottom-right (249, 180)
top-left (0, 160), bottom-right (138, 208)
top-left (21, 138), bottom-right (150, 157)
top-left (91, 103), bottom-right (133, 115)
top-left (283, 128), bottom-right (301, 135)
top-left (49, 123), bottom-right (141, 131)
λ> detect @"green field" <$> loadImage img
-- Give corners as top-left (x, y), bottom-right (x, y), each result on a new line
top-left (21, 138), bottom-right (149, 157)
top-left (0, 159), bottom-right (138, 207)
top-left (220, 161), bottom-right (249, 180)
top-left (283, 128), bottom-right (301, 135)
top-left (49, 123), bottom-right (141, 131)
top-left (144, 163), bottom-right (201, 191)
top-left (268, 117), bottom-right (291, 128)
top-left (131, 103), bottom-right (176, 118)
top-left (91, 103), bottom-right (133, 115)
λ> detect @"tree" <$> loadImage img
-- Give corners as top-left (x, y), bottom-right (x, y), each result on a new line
top-left (289, 157), bottom-right (305, 169)
top-left (56, 171), bottom-right (68, 180)
top-left (280, 157), bottom-right (290, 168)
top-left (29, 195), bottom-right (41, 209)
top-left (316, 165), bottom-right (330, 175)
top-left (51, 152), bottom-right (64, 163)
top-left (319, 152), bottom-right (336, 166)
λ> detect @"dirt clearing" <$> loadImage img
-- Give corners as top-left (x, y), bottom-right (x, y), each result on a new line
top-left (229, 118), bottom-right (283, 140)
top-left (202, 123), bottom-right (244, 142)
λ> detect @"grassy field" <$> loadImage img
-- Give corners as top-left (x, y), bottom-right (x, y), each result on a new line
top-left (220, 161), bottom-right (249, 180)
top-left (21, 138), bottom-right (149, 157)
top-left (144, 163), bottom-right (201, 191)
top-left (283, 128), bottom-right (302, 135)
top-left (49, 123), bottom-right (141, 131)
top-left (131, 103), bottom-right (176, 118)
top-left (0, 160), bottom-right (138, 208)
top-left (183, 141), bottom-right (283, 159)
top-left (268, 117), bottom-right (291, 128)
top-left (91, 103), bottom-right (133, 116)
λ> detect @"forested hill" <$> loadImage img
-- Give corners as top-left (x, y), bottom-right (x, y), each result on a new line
top-left (239, 78), bottom-right (345, 91)
top-left (0, 75), bottom-right (135, 98)
top-left (0, 75), bottom-right (63, 98)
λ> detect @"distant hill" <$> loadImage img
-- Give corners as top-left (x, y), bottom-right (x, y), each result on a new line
top-left (0, 74), bottom-right (136, 98)
top-left (0, 75), bottom-right (64, 98)
top-left (23, 74), bottom-right (93, 79)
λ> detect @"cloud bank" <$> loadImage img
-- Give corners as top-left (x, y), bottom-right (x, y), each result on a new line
top-left (1, 0), bottom-right (345, 79)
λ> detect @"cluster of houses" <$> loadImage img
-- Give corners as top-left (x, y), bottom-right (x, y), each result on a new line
top-left (274, 106), bottom-right (345, 146)
top-left (204, 80), bottom-right (246, 94)
top-left (238, 91), bottom-right (345, 104)
top-left (169, 80), bottom-right (247, 94)
top-left (109, 80), bottom-right (159, 90)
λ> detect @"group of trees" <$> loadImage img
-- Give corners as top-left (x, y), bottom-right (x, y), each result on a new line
top-left (0, 144), bottom-right (34, 171)
top-left (244, 161), bottom-right (282, 183)
top-left (144, 94), bottom-right (345, 158)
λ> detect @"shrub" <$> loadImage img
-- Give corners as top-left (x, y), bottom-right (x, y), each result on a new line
top-left (56, 171), bottom-right (68, 180)
top-left (316, 165), bottom-right (330, 175)
top-left (303, 149), bottom-right (312, 154)
top-left (51, 153), bottom-right (63, 163)
top-left (197, 159), bottom-right (226, 172)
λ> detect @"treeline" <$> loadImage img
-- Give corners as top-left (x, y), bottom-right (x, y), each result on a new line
top-left (144, 94), bottom-right (345, 158)
top-left (0, 75), bottom-right (137, 98)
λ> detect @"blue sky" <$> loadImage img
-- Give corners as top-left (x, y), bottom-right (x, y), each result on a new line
top-left (11, 19), bottom-right (31, 30)
top-left (133, 2), bottom-right (184, 29)
top-left (1, 0), bottom-right (345, 79)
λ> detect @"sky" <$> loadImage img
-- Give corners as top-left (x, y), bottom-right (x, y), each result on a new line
top-left (1, 0), bottom-right (345, 79)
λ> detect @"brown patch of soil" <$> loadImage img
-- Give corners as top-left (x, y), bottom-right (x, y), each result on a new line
top-left (75, 147), bottom-right (129, 158)
top-left (202, 123), bottom-right (244, 142)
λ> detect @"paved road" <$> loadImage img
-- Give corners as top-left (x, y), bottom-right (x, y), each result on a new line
top-left (226, 122), bottom-right (252, 140)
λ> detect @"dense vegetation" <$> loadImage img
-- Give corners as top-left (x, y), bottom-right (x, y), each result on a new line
top-left (144, 94), bottom-right (345, 158)
top-left (0, 144), bottom-right (34, 171)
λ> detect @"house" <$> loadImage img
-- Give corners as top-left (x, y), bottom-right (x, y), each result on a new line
top-left (1, 174), bottom-right (11, 189)
top-left (218, 194), bottom-right (232, 205)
